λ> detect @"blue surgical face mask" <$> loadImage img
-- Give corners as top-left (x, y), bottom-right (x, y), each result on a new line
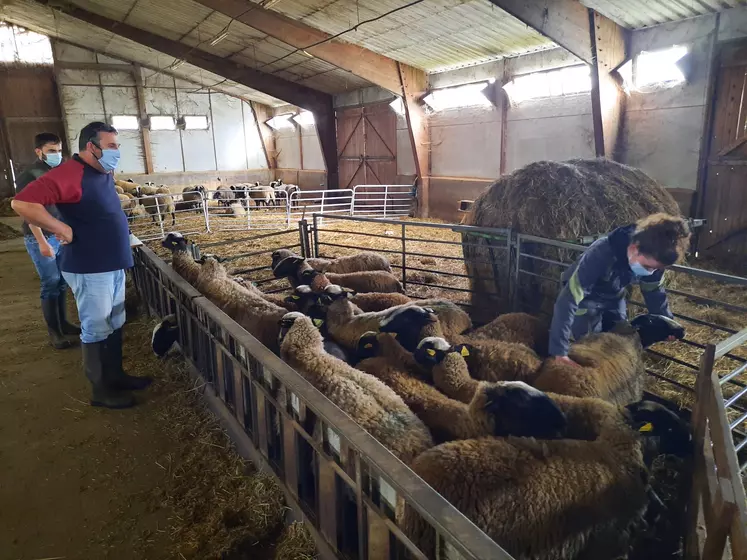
top-left (96, 147), bottom-right (121, 173)
top-left (44, 152), bottom-right (62, 167)
top-left (629, 259), bottom-right (654, 277)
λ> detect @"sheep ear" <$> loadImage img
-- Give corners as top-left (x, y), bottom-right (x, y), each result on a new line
top-left (453, 344), bottom-right (473, 358)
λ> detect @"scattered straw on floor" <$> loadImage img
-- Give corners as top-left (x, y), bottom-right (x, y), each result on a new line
top-left (273, 521), bottom-right (317, 560)
top-left (124, 310), bottom-right (287, 559)
top-left (0, 221), bottom-right (22, 240)
top-left (0, 197), bottom-right (14, 217)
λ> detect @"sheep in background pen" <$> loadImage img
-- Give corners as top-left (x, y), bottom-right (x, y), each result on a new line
top-left (272, 248), bottom-right (392, 275)
top-left (115, 179), bottom-right (141, 197)
top-left (278, 312), bottom-right (434, 464)
top-left (248, 182), bottom-right (276, 207)
top-left (402, 394), bottom-right (692, 560)
top-left (180, 185), bottom-right (206, 214)
top-left (155, 186), bottom-right (176, 226)
top-left (271, 179), bottom-right (299, 206)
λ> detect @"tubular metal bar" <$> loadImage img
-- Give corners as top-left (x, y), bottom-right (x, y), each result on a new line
top-left (221, 244), bottom-right (301, 262)
top-left (517, 234), bottom-right (587, 252)
top-left (313, 229), bottom-right (509, 252)
top-left (404, 266), bottom-right (474, 279)
top-left (628, 300), bottom-right (739, 335)
top-left (518, 252), bottom-right (573, 268)
top-left (133, 245), bottom-right (513, 560)
top-left (312, 212), bottom-right (513, 236)
top-left (716, 327), bottom-right (747, 359)
top-left (721, 362), bottom-right (747, 387)
top-left (645, 369), bottom-right (695, 393)
top-left (666, 288), bottom-right (747, 315)
top-left (725, 385), bottom-right (747, 409)
top-left (678, 338), bottom-right (746, 365)
top-left (518, 270), bottom-right (563, 284)
top-left (405, 280), bottom-right (476, 293)
top-left (199, 229), bottom-right (299, 249)
top-left (730, 410), bottom-right (747, 431)
top-left (645, 349), bottom-right (700, 372)
top-left (670, 264), bottom-right (747, 286)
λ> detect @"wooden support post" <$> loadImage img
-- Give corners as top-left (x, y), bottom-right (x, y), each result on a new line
top-left (588, 9), bottom-right (629, 160)
top-left (315, 104), bottom-right (339, 189)
top-left (250, 101), bottom-right (277, 171)
top-left (132, 64), bottom-right (154, 174)
top-left (398, 62), bottom-right (430, 218)
top-left (499, 58), bottom-right (510, 176)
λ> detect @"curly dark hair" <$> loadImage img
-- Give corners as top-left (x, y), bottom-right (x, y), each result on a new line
top-left (632, 213), bottom-right (691, 266)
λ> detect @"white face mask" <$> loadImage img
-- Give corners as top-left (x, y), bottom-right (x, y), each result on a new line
top-left (629, 259), bottom-right (653, 277)
top-left (45, 152), bottom-right (62, 167)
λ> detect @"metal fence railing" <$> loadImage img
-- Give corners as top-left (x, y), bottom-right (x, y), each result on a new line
top-left (132, 243), bottom-right (511, 560)
top-left (351, 185), bottom-right (413, 218)
top-left (138, 213), bottom-right (747, 560)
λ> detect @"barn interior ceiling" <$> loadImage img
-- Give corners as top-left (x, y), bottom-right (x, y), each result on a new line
top-left (0, 0), bottom-right (744, 107)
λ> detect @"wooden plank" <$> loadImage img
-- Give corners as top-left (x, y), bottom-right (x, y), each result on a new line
top-left (315, 106), bottom-right (338, 188)
top-left (398, 62), bottom-right (430, 217)
top-left (132, 64), bottom-right (154, 174)
top-left (35, 0), bottom-right (333, 114)
top-left (283, 419), bottom-right (298, 499)
top-left (702, 477), bottom-right (737, 560)
top-left (249, 102), bottom-right (276, 170)
top-left (317, 458), bottom-right (338, 550)
top-left (192, 0), bottom-right (420, 94)
top-left (485, 0), bottom-right (594, 64)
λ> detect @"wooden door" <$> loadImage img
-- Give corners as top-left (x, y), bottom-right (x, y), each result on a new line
top-left (336, 102), bottom-right (397, 189)
top-left (0, 64), bottom-right (65, 197)
top-left (700, 43), bottom-right (747, 259)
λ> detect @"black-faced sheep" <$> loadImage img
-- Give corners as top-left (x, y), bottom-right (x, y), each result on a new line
top-left (322, 285), bottom-right (436, 351)
top-left (532, 322), bottom-right (646, 406)
top-left (196, 257), bottom-right (287, 353)
top-left (278, 312), bottom-right (434, 464)
top-left (402, 397), bottom-right (692, 560)
top-left (248, 183), bottom-right (276, 207)
top-left (181, 185), bottom-right (206, 213)
top-left (468, 312), bottom-right (550, 356)
top-left (162, 232), bottom-right (201, 286)
top-left (300, 268), bottom-right (404, 294)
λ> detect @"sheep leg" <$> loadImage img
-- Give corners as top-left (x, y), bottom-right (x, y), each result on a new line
top-left (171, 212), bottom-right (176, 227)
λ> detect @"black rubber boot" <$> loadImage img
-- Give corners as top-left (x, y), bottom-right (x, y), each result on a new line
top-left (107, 328), bottom-right (153, 391)
top-left (83, 341), bottom-right (135, 409)
top-left (57, 291), bottom-right (81, 336)
top-left (40, 298), bottom-right (72, 350)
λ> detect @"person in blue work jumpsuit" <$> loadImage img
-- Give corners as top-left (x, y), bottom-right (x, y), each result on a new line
top-left (548, 213), bottom-right (691, 367)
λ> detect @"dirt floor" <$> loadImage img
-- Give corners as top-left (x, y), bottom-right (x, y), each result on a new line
top-left (0, 244), bottom-right (313, 559)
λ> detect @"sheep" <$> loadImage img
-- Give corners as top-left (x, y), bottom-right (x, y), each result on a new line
top-left (248, 182), bottom-right (276, 207)
top-left (181, 185), bottom-right (206, 213)
top-left (278, 312), bottom-right (434, 464)
top-left (155, 186), bottom-right (176, 226)
top-left (152, 314), bottom-right (179, 358)
top-left (271, 248), bottom-right (392, 275)
top-left (415, 299), bottom-right (472, 339)
top-left (212, 186), bottom-right (235, 204)
top-left (532, 322), bottom-right (646, 406)
top-left (413, 336), bottom-right (542, 401)
top-left (467, 312), bottom-right (550, 356)
top-left (402, 397), bottom-right (691, 560)
top-left (161, 232), bottom-right (201, 286)
top-left (229, 201), bottom-right (247, 219)
top-left (300, 268), bottom-right (404, 294)
top-left (140, 182), bottom-right (159, 196)
top-left (196, 256), bottom-right (286, 353)
top-left (115, 185), bottom-right (124, 195)
top-left (321, 285), bottom-right (437, 351)
top-left (115, 179), bottom-right (141, 197)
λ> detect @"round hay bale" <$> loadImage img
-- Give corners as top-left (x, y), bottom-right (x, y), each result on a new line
top-left (463, 159), bottom-right (681, 322)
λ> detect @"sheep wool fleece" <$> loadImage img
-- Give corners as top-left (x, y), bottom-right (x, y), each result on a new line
top-left (13, 154), bottom-right (133, 274)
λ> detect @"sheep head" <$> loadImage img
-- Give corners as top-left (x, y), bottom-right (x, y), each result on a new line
top-left (625, 400), bottom-right (692, 461)
top-left (321, 284), bottom-right (355, 304)
top-left (474, 381), bottom-right (567, 440)
top-left (629, 314), bottom-right (685, 348)
top-left (162, 232), bottom-right (188, 252)
top-left (152, 314), bottom-right (179, 358)
top-left (356, 331), bottom-right (380, 360)
top-left (413, 336), bottom-right (452, 367)
top-left (278, 312), bottom-right (322, 353)
top-left (379, 305), bottom-right (438, 352)
top-left (271, 248), bottom-right (299, 270)
top-left (273, 255), bottom-right (305, 279)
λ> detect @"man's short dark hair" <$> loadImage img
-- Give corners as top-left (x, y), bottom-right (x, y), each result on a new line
top-left (34, 132), bottom-right (61, 150)
top-left (632, 213), bottom-right (691, 266)
top-left (78, 121), bottom-right (118, 151)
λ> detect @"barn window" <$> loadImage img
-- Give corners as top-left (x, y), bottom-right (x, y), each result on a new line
top-left (182, 115), bottom-right (209, 130)
top-left (292, 111), bottom-right (315, 126)
top-left (149, 115), bottom-right (176, 130)
top-left (0, 24), bottom-right (53, 64)
top-left (422, 82), bottom-right (492, 112)
top-left (619, 45), bottom-right (688, 92)
top-left (265, 113), bottom-right (295, 130)
top-left (503, 65), bottom-right (591, 105)
top-left (111, 115), bottom-right (140, 130)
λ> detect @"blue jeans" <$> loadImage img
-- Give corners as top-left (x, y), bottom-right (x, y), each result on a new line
top-left (24, 235), bottom-right (68, 299)
top-left (61, 270), bottom-right (126, 344)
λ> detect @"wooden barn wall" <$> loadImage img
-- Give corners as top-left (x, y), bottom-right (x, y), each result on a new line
top-left (52, 42), bottom-right (270, 184)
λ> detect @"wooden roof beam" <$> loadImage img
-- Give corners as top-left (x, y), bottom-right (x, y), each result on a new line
top-left (192, 0), bottom-right (424, 95)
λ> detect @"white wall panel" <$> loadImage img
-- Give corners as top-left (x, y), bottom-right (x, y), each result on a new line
top-left (116, 131), bottom-right (146, 174)
top-left (64, 113), bottom-right (106, 154)
top-left (210, 92), bottom-right (247, 171)
top-left (301, 126), bottom-right (324, 170)
top-left (177, 91), bottom-right (216, 172)
top-left (54, 42), bottom-right (96, 63)
top-left (242, 101), bottom-right (267, 169)
top-left (149, 130), bottom-right (184, 172)
top-left (102, 86), bottom-right (138, 115)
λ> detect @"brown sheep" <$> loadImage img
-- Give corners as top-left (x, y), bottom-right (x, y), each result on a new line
top-left (271, 248), bottom-right (392, 274)
top-left (196, 257), bottom-right (286, 353)
top-left (468, 312), bottom-right (549, 356)
top-left (532, 323), bottom-right (646, 406)
top-left (278, 313), bottom-right (434, 464)
top-left (415, 299), bottom-right (472, 339)
top-left (402, 397), bottom-right (691, 560)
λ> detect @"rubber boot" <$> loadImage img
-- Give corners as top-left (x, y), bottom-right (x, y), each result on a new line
top-left (57, 291), bottom-right (81, 336)
top-left (40, 298), bottom-right (72, 350)
top-left (107, 328), bottom-right (153, 391)
top-left (83, 340), bottom-right (135, 409)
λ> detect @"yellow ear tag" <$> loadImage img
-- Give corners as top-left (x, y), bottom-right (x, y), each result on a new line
top-left (390, 332), bottom-right (397, 339)
top-left (460, 346), bottom-right (470, 357)
top-left (313, 318), bottom-right (324, 327)
top-left (639, 422), bottom-right (654, 433)
top-left (291, 295), bottom-right (300, 300)
top-left (426, 349), bottom-right (436, 357)
top-left (364, 343), bottom-right (373, 349)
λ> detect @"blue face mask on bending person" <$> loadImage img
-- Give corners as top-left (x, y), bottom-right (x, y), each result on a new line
top-left (94, 143), bottom-right (121, 173)
top-left (44, 152), bottom-right (62, 168)
top-left (629, 260), bottom-right (654, 277)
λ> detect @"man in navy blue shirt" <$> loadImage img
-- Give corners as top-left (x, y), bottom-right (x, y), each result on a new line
top-left (12, 122), bottom-right (151, 409)
top-left (548, 213), bottom-right (691, 366)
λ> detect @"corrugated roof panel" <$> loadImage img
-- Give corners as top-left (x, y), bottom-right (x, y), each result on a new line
top-left (123, 0), bottom-right (214, 40)
top-left (581, 0), bottom-right (746, 28)
top-left (248, 0), bottom-right (554, 72)
top-left (2, 0), bottom-right (286, 106)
